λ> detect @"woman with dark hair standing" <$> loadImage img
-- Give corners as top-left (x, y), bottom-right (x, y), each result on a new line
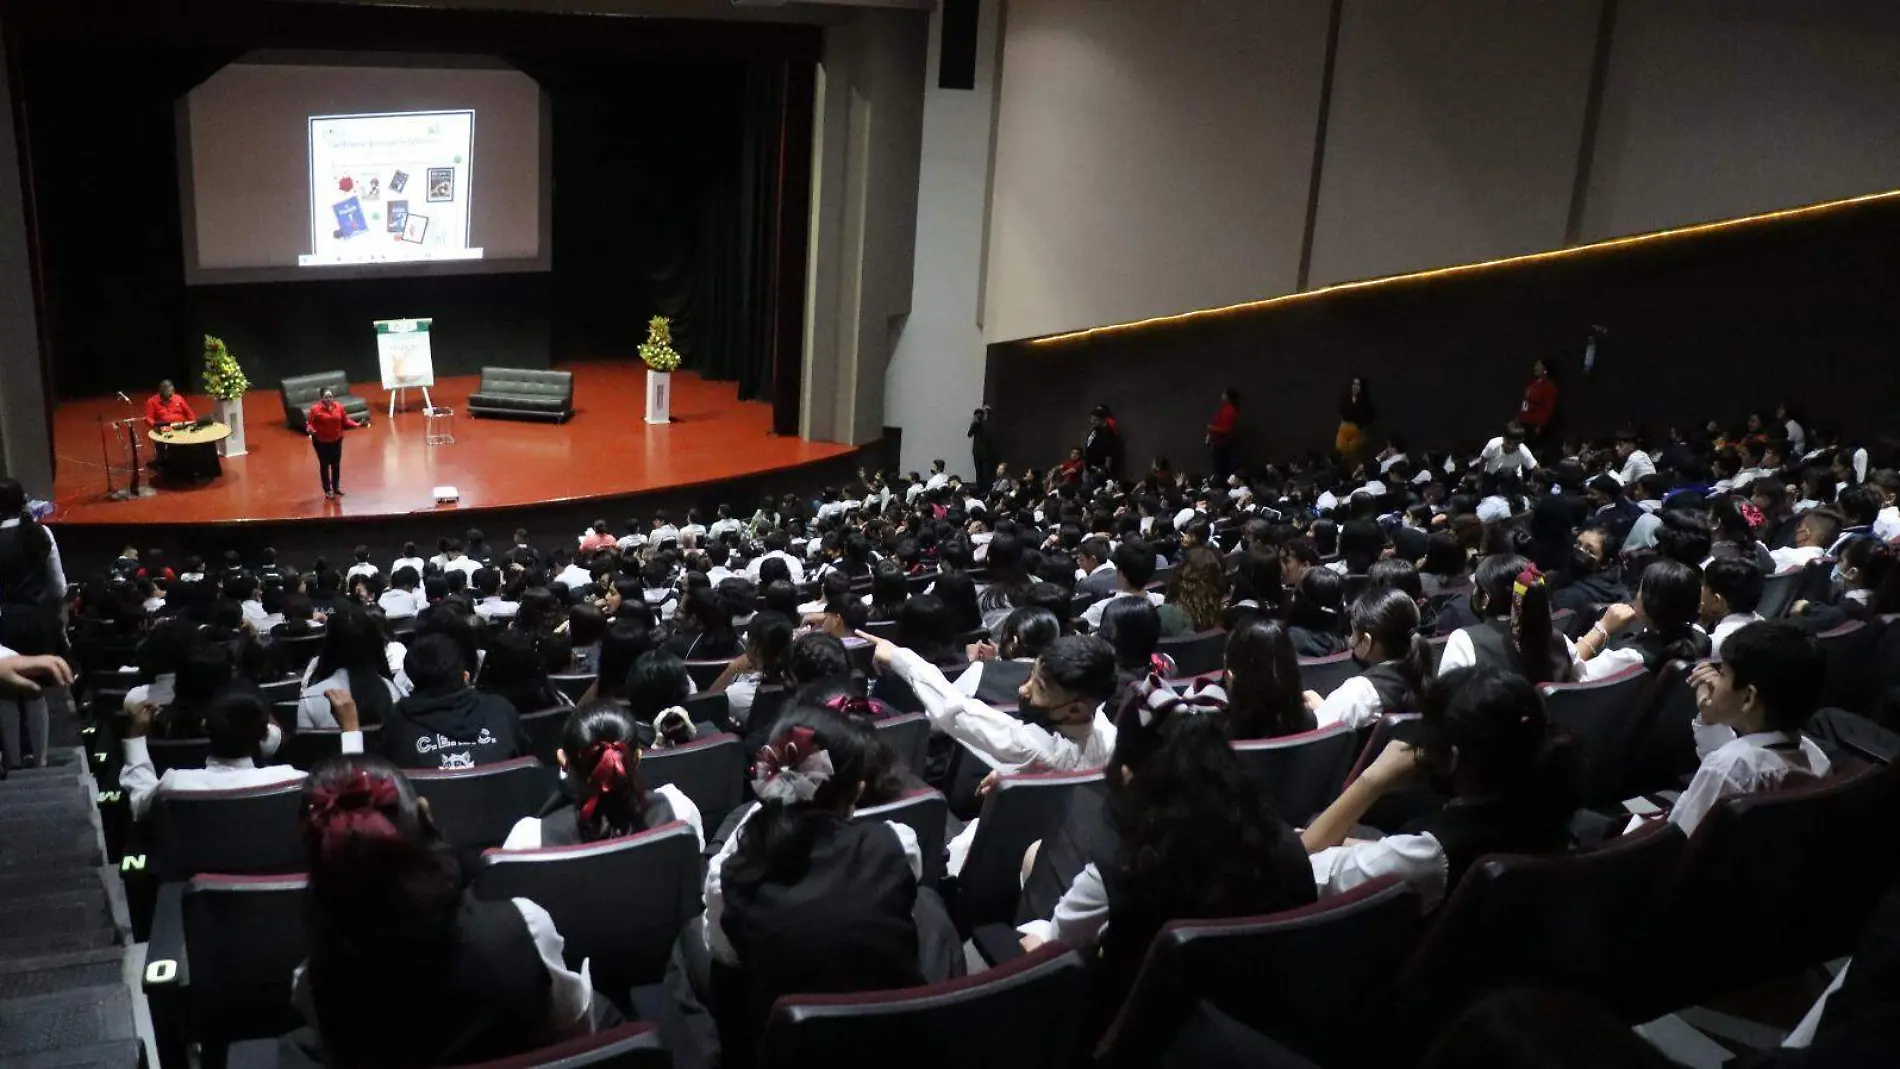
top-left (1335, 376), bottom-right (1375, 463)
top-left (1221, 618), bottom-right (1314, 740)
top-left (503, 704), bottom-right (703, 849)
top-left (1306, 588), bottom-right (1435, 729)
top-left (304, 386), bottom-right (362, 500)
top-left (0, 479), bottom-right (66, 767)
top-left (289, 756), bottom-right (594, 1065)
top-left (1304, 666), bottom-right (1580, 909)
top-left (1016, 679), bottom-right (1314, 1012)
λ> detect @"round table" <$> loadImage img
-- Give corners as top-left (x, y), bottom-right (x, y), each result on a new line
top-left (150, 422), bottom-right (231, 483)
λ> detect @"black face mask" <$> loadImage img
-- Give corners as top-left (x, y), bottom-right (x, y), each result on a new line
top-left (1573, 550), bottom-right (1599, 575)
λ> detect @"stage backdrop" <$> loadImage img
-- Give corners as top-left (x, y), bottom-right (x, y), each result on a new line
top-left (982, 193), bottom-right (1900, 473)
top-left (15, 32), bottom-right (790, 405)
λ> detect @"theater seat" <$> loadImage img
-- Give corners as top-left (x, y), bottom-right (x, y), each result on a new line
top-left (852, 788), bottom-right (949, 888)
top-left (760, 943), bottom-right (1089, 1069)
top-left (223, 1022), bottom-right (670, 1069)
top-left (1758, 568), bottom-right (1805, 618)
top-left (1297, 652), bottom-right (1359, 697)
top-left (281, 724), bottom-right (382, 772)
top-left (549, 673), bottom-right (596, 704)
top-left (1537, 665), bottom-right (1652, 808)
top-left (1232, 723), bottom-right (1359, 824)
top-left (144, 875), bottom-right (309, 1069)
top-left (474, 822), bottom-right (702, 1015)
top-left (1095, 876), bottom-right (1422, 1069)
top-left (147, 737), bottom-right (213, 777)
top-left (950, 769), bottom-right (1103, 933)
top-left (151, 781), bottom-right (307, 882)
top-left (640, 733), bottom-right (746, 831)
top-left (873, 712), bottom-right (931, 779)
top-left (518, 706), bottom-right (570, 767)
top-left (1158, 630), bottom-right (1227, 678)
top-left (409, 756), bottom-right (557, 852)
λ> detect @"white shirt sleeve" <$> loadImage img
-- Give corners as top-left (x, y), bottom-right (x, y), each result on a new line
top-left (1577, 645), bottom-right (1644, 682)
top-left (1518, 445), bottom-right (1538, 471)
top-left (654, 783), bottom-right (706, 853)
top-left (702, 802), bottom-right (759, 965)
top-left (889, 648), bottom-right (1094, 771)
top-left (119, 737), bottom-right (161, 822)
top-left (43, 527), bottom-right (67, 601)
top-left (885, 820), bottom-right (923, 882)
top-left (952, 662), bottom-right (984, 698)
top-left (1314, 675), bottom-right (1383, 730)
top-left (1016, 862), bottom-right (1110, 953)
top-left (1309, 832), bottom-right (1449, 909)
top-left (502, 816), bottom-right (543, 850)
top-left (1691, 717), bottom-right (1737, 761)
top-left (1437, 629), bottom-right (1476, 675)
top-left (511, 898), bottom-right (593, 1032)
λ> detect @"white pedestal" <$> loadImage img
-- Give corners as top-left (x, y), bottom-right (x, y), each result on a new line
top-left (645, 370), bottom-right (672, 424)
top-left (216, 397), bottom-right (246, 457)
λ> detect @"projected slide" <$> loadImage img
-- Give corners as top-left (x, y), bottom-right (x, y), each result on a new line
top-left (302, 110), bottom-right (481, 266)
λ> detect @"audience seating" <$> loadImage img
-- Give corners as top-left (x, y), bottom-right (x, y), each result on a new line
top-left (1394, 823), bottom-right (1686, 1033)
top-left (1296, 652), bottom-right (1359, 697)
top-left (273, 634), bottom-right (325, 673)
top-left (1095, 876), bottom-right (1422, 1069)
top-left (759, 943), bottom-right (1089, 1069)
top-left (852, 788), bottom-right (949, 888)
top-left (1343, 714), bottom-right (1420, 787)
top-left (519, 706), bottom-right (569, 767)
top-left (1816, 618), bottom-right (1887, 711)
top-left (256, 678), bottom-right (301, 706)
top-left (466, 366), bottom-right (576, 423)
top-left (1232, 724), bottom-right (1360, 824)
top-left (951, 769), bottom-right (1103, 933)
top-left (550, 673), bottom-right (596, 703)
top-left (281, 725), bottom-right (382, 771)
top-left (1623, 659), bottom-right (1700, 798)
top-left (144, 874), bottom-right (309, 1069)
top-left (474, 822), bottom-right (702, 1015)
top-left (147, 737), bottom-right (213, 776)
top-left (1536, 665), bottom-right (1653, 808)
top-left (873, 712), bottom-right (932, 779)
top-left (1157, 630), bottom-right (1226, 678)
top-left (1793, 558), bottom-right (1839, 606)
top-left (683, 660), bottom-right (729, 690)
top-left (1758, 568), bottom-right (1805, 618)
top-left (220, 1020), bottom-right (671, 1069)
top-left (409, 757), bottom-right (558, 852)
top-left (679, 690), bottom-right (733, 733)
top-left (277, 371), bottom-right (370, 430)
top-left (747, 685), bottom-right (793, 731)
top-left (150, 781), bottom-right (307, 882)
top-left (641, 733), bottom-right (746, 830)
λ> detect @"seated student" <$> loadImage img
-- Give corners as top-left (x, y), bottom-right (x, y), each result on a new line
top-left (1665, 622), bottom-right (1831, 837)
top-left (865, 559), bottom-right (910, 624)
top-left (1830, 486), bottom-right (1883, 554)
top-left (120, 693), bottom-right (340, 821)
top-left (1285, 567), bottom-right (1349, 658)
top-left (1701, 557), bottom-right (1766, 657)
top-left (955, 605), bottom-right (1059, 707)
top-left (1305, 588), bottom-right (1433, 730)
top-left (1098, 596), bottom-right (1172, 701)
top-left (1553, 524), bottom-right (1629, 615)
top-left (1792, 538), bottom-right (1900, 631)
top-left (1708, 496), bottom-right (1777, 574)
top-left (702, 708), bottom-right (953, 1055)
top-left (623, 650), bottom-right (701, 746)
top-left (1079, 540), bottom-right (1162, 630)
top-left (892, 594), bottom-right (964, 668)
top-left (864, 629), bottom-right (1120, 773)
top-left (1220, 618), bottom-right (1316, 740)
top-left (708, 611), bottom-right (794, 727)
top-left (502, 704), bottom-right (703, 850)
top-left (664, 588), bottom-right (743, 662)
top-left (1303, 667), bottom-right (1579, 909)
top-left (287, 756), bottom-right (594, 1066)
top-left (1016, 679), bottom-right (1315, 1010)
top-left (376, 634), bottom-right (527, 770)
top-left (477, 630), bottom-right (565, 716)
top-left (297, 606), bottom-right (404, 730)
top-left (1576, 559), bottom-right (1712, 678)
top-left (378, 566), bottom-right (425, 620)
top-left (1437, 556), bottom-right (1573, 684)
top-left (1157, 545), bottom-right (1228, 637)
top-left (1770, 508), bottom-right (1843, 572)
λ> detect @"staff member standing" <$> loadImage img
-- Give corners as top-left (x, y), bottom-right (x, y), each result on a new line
top-left (306, 388), bottom-right (362, 500)
top-left (1206, 387), bottom-right (1240, 476)
top-left (1519, 359), bottom-right (1558, 446)
top-left (1335, 376), bottom-right (1374, 463)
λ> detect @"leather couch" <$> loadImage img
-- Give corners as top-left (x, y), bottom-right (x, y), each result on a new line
top-left (279, 371), bottom-right (372, 430)
top-left (467, 367), bottom-right (575, 423)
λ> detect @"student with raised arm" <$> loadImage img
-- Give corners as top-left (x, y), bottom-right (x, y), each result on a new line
top-left (859, 629), bottom-right (1120, 773)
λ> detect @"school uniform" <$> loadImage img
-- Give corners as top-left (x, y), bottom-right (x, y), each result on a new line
top-left (295, 667), bottom-right (405, 731)
top-left (502, 784), bottom-right (703, 850)
top-left (1313, 662), bottom-right (1413, 730)
top-left (886, 647), bottom-right (1114, 772)
top-left (953, 658), bottom-right (1033, 709)
top-left (1710, 612), bottom-right (1765, 659)
top-left (1669, 724), bottom-right (1831, 837)
top-left (1310, 796), bottom-right (1572, 910)
top-left (119, 729), bottom-right (354, 821)
top-left (1437, 618), bottom-right (1579, 681)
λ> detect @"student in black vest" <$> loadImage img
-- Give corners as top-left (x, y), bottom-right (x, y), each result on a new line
top-left (1435, 555), bottom-right (1574, 684)
top-left (702, 707), bottom-right (956, 1060)
top-left (1305, 588), bottom-right (1434, 730)
top-left (955, 605), bottom-right (1059, 712)
top-left (1284, 567), bottom-right (1349, 658)
top-left (1017, 678), bottom-right (1315, 1016)
top-left (288, 755), bottom-right (596, 1066)
top-left (1574, 558), bottom-right (1711, 679)
top-left (1304, 666), bottom-right (1580, 910)
top-left (1220, 618), bottom-right (1315, 740)
top-left (502, 704), bottom-right (704, 850)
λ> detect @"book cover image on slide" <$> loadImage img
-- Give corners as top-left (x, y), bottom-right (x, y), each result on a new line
top-left (306, 110), bottom-right (475, 265)
top-left (386, 200), bottom-right (410, 233)
top-left (426, 167), bottom-right (455, 203)
top-left (331, 195), bottom-right (368, 239)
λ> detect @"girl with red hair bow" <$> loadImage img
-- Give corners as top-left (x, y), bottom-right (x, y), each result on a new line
top-left (500, 704), bottom-right (705, 850)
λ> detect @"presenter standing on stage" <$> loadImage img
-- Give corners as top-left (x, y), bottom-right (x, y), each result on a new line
top-left (143, 380), bottom-right (197, 470)
top-left (307, 388), bottom-right (362, 499)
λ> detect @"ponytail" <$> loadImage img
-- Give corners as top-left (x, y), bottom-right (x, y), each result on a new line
top-left (1398, 633), bottom-right (1434, 708)
top-left (560, 704), bottom-right (650, 842)
top-left (723, 708), bottom-right (872, 891)
top-left (301, 757), bottom-right (459, 945)
top-left (1507, 562), bottom-right (1561, 685)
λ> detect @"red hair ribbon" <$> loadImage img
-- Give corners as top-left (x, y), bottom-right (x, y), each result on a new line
top-left (1513, 564), bottom-right (1545, 599)
top-left (753, 726), bottom-right (819, 781)
top-left (824, 694), bottom-right (884, 721)
top-left (305, 769), bottom-right (401, 852)
top-left (578, 739), bottom-right (633, 822)
top-left (1738, 501), bottom-right (1765, 530)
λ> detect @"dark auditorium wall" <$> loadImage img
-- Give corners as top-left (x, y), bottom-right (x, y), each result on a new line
top-left (982, 195), bottom-right (1900, 472)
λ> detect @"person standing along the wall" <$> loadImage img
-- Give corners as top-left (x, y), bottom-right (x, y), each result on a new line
top-left (1520, 360), bottom-right (1558, 447)
top-left (1084, 404), bottom-right (1124, 480)
top-left (1206, 387), bottom-right (1240, 477)
top-left (1335, 376), bottom-right (1374, 464)
top-left (967, 405), bottom-right (997, 484)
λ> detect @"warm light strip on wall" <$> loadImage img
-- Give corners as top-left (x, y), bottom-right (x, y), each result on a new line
top-left (1026, 188), bottom-right (1900, 347)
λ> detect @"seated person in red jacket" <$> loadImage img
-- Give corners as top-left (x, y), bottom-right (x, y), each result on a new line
top-left (144, 379), bottom-right (197, 430)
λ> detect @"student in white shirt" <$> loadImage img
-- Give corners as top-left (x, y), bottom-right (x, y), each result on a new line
top-left (1437, 556), bottom-right (1577, 684)
top-left (377, 567), bottom-right (426, 619)
top-left (1700, 557), bottom-right (1765, 659)
top-left (1474, 422), bottom-right (1536, 476)
top-left (390, 542), bottom-right (427, 580)
top-left (924, 459), bottom-right (951, 491)
top-left (471, 567), bottom-right (520, 621)
top-left (502, 706), bottom-right (703, 850)
top-left (1573, 559), bottom-right (1711, 679)
top-left (1665, 622), bottom-right (1831, 837)
top-left (1612, 429), bottom-right (1655, 485)
top-left (345, 545), bottom-right (378, 581)
top-left (1306, 588), bottom-right (1433, 730)
top-left (1769, 510), bottom-right (1840, 572)
top-left (297, 607), bottom-right (407, 730)
top-left (1869, 470), bottom-right (1900, 542)
top-left (1776, 402), bottom-right (1805, 457)
top-left (120, 692), bottom-right (361, 821)
top-left (1080, 541), bottom-right (1164, 631)
top-left (707, 504), bottom-right (743, 542)
top-left (1304, 666), bottom-right (1578, 910)
top-left (746, 532), bottom-right (806, 585)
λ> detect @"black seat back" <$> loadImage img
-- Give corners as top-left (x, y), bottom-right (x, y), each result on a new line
top-left (408, 756), bottom-right (555, 851)
top-left (873, 713), bottom-right (931, 779)
top-left (1232, 724), bottom-right (1359, 823)
top-left (679, 690), bottom-right (733, 733)
top-left (761, 944), bottom-right (1089, 1069)
top-left (1758, 569), bottom-right (1805, 618)
top-left (641, 733), bottom-right (746, 830)
top-left (282, 725), bottom-right (382, 772)
top-left (518, 706), bottom-right (570, 767)
top-left (473, 822), bottom-right (702, 1013)
top-left (852, 788), bottom-right (949, 887)
top-left (181, 875), bottom-right (310, 1048)
top-left (148, 737), bottom-right (213, 776)
top-left (549, 674), bottom-right (596, 703)
top-left (1297, 652), bottom-right (1359, 697)
top-left (152, 782), bottom-right (306, 882)
top-left (957, 770), bottom-right (1103, 929)
top-left (1158, 630), bottom-right (1227, 677)
top-left (1538, 666), bottom-right (1653, 807)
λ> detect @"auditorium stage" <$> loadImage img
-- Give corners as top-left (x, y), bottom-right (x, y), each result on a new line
top-left (50, 363), bottom-right (862, 535)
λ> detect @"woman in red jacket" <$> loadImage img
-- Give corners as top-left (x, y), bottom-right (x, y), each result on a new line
top-left (306, 388), bottom-right (363, 499)
top-left (1520, 359), bottom-right (1558, 444)
top-left (1206, 387), bottom-right (1239, 476)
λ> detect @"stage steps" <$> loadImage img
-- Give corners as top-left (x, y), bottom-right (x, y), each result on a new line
top-left (0, 726), bottom-right (139, 1069)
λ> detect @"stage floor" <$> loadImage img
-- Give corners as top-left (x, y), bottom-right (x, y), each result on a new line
top-left (50, 364), bottom-right (852, 526)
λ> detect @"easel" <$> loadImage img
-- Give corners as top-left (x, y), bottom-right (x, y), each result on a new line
top-left (100, 416), bottom-right (153, 500)
top-left (388, 386), bottom-right (434, 418)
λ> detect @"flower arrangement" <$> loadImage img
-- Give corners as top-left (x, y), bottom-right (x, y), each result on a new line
top-left (202, 335), bottom-right (250, 401)
top-left (639, 316), bottom-right (682, 373)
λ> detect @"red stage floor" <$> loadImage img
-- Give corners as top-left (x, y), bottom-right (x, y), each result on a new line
top-left (50, 364), bottom-right (851, 526)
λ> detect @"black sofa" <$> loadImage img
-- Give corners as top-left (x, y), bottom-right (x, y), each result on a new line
top-left (467, 367), bottom-right (575, 423)
top-left (279, 371), bottom-right (372, 430)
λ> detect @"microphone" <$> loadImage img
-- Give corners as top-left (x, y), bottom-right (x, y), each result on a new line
top-left (115, 391), bottom-right (131, 404)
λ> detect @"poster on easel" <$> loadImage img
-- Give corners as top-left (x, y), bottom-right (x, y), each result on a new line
top-left (374, 318), bottom-right (436, 389)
